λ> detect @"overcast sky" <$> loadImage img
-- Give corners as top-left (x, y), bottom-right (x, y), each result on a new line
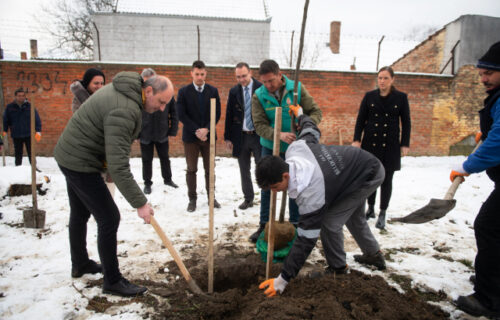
top-left (0, 0), bottom-right (499, 60)
top-left (269, 0), bottom-right (500, 36)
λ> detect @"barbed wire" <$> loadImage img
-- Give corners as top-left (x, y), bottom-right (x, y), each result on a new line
top-left (1, 20), bottom-right (435, 71)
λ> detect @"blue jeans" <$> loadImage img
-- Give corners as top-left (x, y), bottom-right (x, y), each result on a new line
top-left (259, 146), bottom-right (299, 224)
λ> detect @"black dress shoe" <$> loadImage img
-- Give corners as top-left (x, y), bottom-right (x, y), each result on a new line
top-left (365, 206), bottom-right (375, 219)
top-left (249, 224), bottom-right (266, 243)
top-left (103, 278), bottom-right (147, 297)
top-left (187, 199), bottom-right (196, 212)
top-left (213, 199), bottom-right (221, 208)
top-left (143, 185), bottom-right (151, 194)
top-left (375, 210), bottom-right (386, 229)
top-left (456, 294), bottom-right (500, 318)
top-left (72, 260), bottom-right (103, 278)
top-left (164, 180), bottom-right (178, 188)
top-left (238, 200), bottom-right (253, 210)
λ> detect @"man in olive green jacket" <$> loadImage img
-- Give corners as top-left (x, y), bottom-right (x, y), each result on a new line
top-left (249, 59), bottom-right (322, 243)
top-left (55, 72), bottom-right (174, 297)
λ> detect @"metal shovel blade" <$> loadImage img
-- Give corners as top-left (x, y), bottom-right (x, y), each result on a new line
top-left (390, 141), bottom-right (481, 225)
top-left (390, 198), bottom-right (456, 224)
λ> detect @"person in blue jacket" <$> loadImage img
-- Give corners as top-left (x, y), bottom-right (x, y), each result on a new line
top-left (3, 88), bottom-right (42, 166)
top-left (450, 41), bottom-right (500, 319)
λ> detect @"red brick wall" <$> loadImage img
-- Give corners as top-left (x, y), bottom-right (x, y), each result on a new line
top-left (391, 29), bottom-right (446, 74)
top-left (0, 60), bottom-right (483, 157)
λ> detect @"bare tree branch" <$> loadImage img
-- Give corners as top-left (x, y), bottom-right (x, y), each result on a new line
top-left (37, 0), bottom-right (115, 59)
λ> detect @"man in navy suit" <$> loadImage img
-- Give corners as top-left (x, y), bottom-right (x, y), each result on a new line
top-left (176, 60), bottom-right (221, 212)
top-left (224, 62), bottom-right (262, 210)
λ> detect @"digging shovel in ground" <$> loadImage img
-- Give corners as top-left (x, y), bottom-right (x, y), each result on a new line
top-left (390, 141), bottom-right (482, 224)
top-left (23, 100), bottom-right (45, 228)
top-left (150, 216), bottom-right (204, 295)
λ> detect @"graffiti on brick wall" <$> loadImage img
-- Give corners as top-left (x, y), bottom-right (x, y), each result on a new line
top-left (16, 71), bottom-right (68, 94)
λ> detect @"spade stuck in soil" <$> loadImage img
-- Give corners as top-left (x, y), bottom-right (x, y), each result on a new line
top-left (23, 100), bottom-right (45, 229)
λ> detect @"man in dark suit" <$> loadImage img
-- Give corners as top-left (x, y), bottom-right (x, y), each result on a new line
top-left (140, 68), bottom-right (179, 194)
top-left (176, 60), bottom-right (221, 212)
top-left (224, 62), bottom-right (263, 210)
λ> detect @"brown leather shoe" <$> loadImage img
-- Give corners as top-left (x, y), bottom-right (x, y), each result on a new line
top-left (187, 199), bottom-right (196, 212)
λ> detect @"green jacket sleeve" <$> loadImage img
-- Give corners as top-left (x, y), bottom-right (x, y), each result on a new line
top-left (300, 85), bottom-right (322, 125)
top-left (104, 108), bottom-right (147, 208)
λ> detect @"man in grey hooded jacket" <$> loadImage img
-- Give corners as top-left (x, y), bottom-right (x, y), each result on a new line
top-left (55, 72), bottom-right (174, 297)
top-left (257, 106), bottom-right (386, 297)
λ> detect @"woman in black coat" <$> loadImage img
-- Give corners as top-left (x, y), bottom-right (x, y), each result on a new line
top-left (352, 66), bottom-right (411, 229)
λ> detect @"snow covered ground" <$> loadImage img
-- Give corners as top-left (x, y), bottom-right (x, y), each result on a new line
top-left (0, 154), bottom-right (492, 319)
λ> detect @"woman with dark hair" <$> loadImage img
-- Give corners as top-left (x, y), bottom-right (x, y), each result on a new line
top-left (70, 68), bottom-right (105, 113)
top-left (352, 66), bottom-right (411, 229)
top-left (69, 68), bottom-right (114, 195)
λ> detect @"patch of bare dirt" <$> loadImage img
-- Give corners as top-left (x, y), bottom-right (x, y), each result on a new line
top-left (80, 226), bottom-right (450, 319)
top-left (151, 250), bottom-right (449, 320)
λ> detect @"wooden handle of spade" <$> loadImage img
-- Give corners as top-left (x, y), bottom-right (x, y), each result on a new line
top-left (150, 216), bottom-right (203, 294)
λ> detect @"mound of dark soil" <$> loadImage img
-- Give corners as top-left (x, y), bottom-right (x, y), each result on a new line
top-left (153, 251), bottom-right (449, 320)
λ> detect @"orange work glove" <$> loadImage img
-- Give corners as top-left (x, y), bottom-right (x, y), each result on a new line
top-left (450, 163), bottom-right (469, 183)
top-left (475, 132), bottom-right (482, 144)
top-left (288, 105), bottom-right (303, 118)
top-left (35, 132), bottom-right (42, 142)
top-left (259, 274), bottom-right (288, 297)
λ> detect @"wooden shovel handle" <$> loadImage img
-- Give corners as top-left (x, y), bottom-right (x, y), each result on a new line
top-left (150, 216), bottom-right (193, 282)
top-left (444, 176), bottom-right (464, 200)
top-left (279, 190), bottom-right (287, 223)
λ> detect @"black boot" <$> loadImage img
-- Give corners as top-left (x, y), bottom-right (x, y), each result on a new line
top-left (72, 259), bottom-right (103, 278)
top-left (375, 209), bottom-right (386, 229)
top-left (455, 294), bottom-right (500, 318)
top-left (365, 205), bottom-right (375, 220)
top-left (354, 250), bottom-right (386, 270)
top-left (249, 223), bottom-right (266, 243)
top-left (103, 277), bottom-right (147, 297)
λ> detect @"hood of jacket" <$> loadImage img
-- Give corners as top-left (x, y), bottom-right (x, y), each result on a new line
top-left (112, 72), bottom-right (143, 107)
top-left (70, 80), bottom-right (91, 106)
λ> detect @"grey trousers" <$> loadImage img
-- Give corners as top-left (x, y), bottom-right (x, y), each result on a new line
top-left (237, 133), bottom-right (261, 202)
top-left (320, 165), bottom-right (385, 269)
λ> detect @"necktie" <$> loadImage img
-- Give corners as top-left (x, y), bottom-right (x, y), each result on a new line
top-left (197, 86), bottom-right (204, 123)
top-left (244, 86), bottom-right (254, 131)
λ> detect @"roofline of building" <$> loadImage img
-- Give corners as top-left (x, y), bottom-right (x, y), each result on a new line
top-left (0, 59), bottom-right (455, 77)
top-left (93, 10), bottom-right (272, 23)
top-left (390, 14), bottom-right (498, 68)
